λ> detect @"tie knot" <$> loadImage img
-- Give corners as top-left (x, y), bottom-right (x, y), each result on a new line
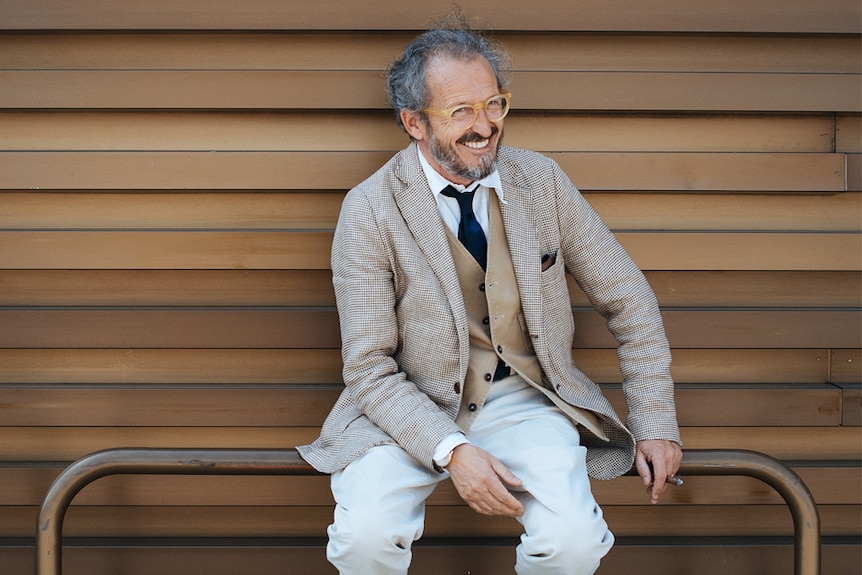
top-left (439, 184), bottom-right (486, 270)
top-left (440, 185), bottom-right (476, 211)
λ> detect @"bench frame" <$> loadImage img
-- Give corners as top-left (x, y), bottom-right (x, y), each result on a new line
top-left (35, 448), bottom-right (821, 575)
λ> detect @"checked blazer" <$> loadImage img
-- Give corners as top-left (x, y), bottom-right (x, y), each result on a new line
top-left (298, 143), bottom-right (681, 481)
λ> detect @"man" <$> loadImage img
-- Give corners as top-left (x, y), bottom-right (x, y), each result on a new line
top-left (298, 17), bottom-right (682, 575)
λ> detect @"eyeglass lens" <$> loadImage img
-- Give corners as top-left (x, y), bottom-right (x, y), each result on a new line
top-left (452, 95), bottom-right (509, 125)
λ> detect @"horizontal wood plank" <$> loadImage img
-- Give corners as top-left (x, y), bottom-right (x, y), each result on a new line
top-left (1, 426), bottom-right (858, 462)
top-left (681, 427), bottom-right (862, 460)
top-left (511, 71), bottom-right (862, 113)
top-left (0, 270), bottom-right (339, 307)
top-left (0, 349), bottom-right (344, 385)
top-left (1, 0), bottom-right (858, 33)
top-left (3, 464), bottom-right (857, 507)
top-left (0, 348), bottom-right (833, 386)
top-left (838, 383), bottom-right (862, 426)
top-left (837, 114), bottom-right (862, 152)
top-left (0, 192), bottom-right (345, 230)
top-left (0, 427), bottom-right (325, 461)
top-left (0, 309), bottom-right (858, 349)
top-left (0, 270), bottom-right (341, 307)
top-left (0, 151), bottom-right (847, 192)
top-left (3, 191), bottom-right (859, 232)
top-left (0, 112), bottom-right (838, 153)
top-left (587, 193), bottom-right (861, 233)
top-left (2, 70), bottom-right (858, 112)
top-left (0, 231), bottom-right (336, 270)
top-left (0, 384), bottom-right (843, 427)
top-left (0, 270), bottom-right (857, 308)
top-left (4, 543), bottom-right (861, 575)
top-left (1, 34), bottom-right (858, 74)
top-left (640, 271), bottom-right (861, 308)
top-left (832, 349), bottom-right (862, 385)
top-left (847, 154), bottom-right (861, 191)
top-left (1, 231), bottom-right (858, 271)
top-left (0, 503), bottom-right (857, 538)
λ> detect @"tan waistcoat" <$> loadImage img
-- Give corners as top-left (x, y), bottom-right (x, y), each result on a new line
top-left (446, 192), bottom-right (608, 440)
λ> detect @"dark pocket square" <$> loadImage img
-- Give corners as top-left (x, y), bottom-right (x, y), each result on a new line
top-left (541, 252), bottom-right (557, 272)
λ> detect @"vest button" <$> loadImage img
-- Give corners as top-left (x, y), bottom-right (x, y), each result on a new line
top-left (469, 403), bottom-right (478, 411)
top-left (454, 382), bottom-right (461, 394)
top-left (482, 316), bottom-right (490, 325)
top-left (484, 373), bottom-right (492, 381)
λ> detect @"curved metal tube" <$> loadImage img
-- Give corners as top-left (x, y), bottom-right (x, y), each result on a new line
top-left (36, 448), bottom-right (322, 575)
top-left (672, 449), bottom-right (821, 575)
top-left (36, 448), bottom-right (819, 575)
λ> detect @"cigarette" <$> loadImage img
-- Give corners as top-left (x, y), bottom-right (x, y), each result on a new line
top-left (666, 476), bottom-right (683, 487)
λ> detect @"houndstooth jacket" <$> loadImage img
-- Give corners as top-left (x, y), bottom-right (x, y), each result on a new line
top-left (298, 143), bottom-right (680, 480)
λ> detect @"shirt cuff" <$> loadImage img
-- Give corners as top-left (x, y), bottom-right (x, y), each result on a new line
top-left (432, 432), bottom-right (470, 471)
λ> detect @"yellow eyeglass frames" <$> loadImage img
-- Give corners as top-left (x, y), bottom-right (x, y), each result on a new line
top-left (422, 92), bottom-right (512, 130)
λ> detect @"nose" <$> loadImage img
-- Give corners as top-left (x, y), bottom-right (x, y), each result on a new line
top-left (471, 107), bottom-right (494, 136)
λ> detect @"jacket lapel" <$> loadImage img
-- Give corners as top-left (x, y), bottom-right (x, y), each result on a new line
top-left (496, 152), bottom-right (545, 336)
top-left (392, 145), bottom-right (471, 358)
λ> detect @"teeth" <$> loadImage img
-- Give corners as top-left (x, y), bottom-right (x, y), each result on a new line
top-left (464, 139), bottom-right (489, 149)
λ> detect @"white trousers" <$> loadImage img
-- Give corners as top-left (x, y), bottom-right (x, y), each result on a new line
top-left (326, 376), bottom-right (614, 574)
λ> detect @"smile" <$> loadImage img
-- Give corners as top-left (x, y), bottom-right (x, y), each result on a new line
top-left (463, 138), bottom-right (490, 150)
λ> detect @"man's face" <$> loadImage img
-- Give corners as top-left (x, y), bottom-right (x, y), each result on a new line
top-left (402, 55), bottom-right (505, 185)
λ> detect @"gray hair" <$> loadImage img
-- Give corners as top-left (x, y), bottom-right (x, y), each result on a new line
top-left (386, 18), bottom-right (511, 133)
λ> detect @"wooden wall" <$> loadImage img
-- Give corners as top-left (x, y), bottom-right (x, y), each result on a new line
top-left (1, 1), bottom-right (860, 573)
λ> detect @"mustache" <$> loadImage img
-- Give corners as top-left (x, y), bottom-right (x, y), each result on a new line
top-left (458, 125), bottom-right (499, 145)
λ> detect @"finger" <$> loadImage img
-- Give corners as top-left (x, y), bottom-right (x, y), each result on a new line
top-left (468, 488), bottom-right (522, 517)
top-left (486, 479), bottom-right (524, 516)
top-left (649, 480), bottom-right (666, 503)
top-left (634, 450), bottom-right (653, 487)
top-left (648, 454), bottom-right (673, 503)
top-left (491, 460), bottom-right (523, 489)
top-left (651, 460), bottom-right (668, 488)
top-left (454, 472), bottom-right (522, 516)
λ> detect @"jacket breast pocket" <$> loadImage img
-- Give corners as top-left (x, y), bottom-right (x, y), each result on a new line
top-left (539, 249), bottom-right (574, 333)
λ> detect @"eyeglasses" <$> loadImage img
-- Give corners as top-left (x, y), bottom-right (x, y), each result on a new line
top-left (422, 92), bottom-right (512, 129)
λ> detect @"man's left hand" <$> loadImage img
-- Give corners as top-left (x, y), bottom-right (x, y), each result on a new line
top-left (634, 439), bottom-right (683, 504)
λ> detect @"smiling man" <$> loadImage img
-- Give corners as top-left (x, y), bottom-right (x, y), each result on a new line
top-left (298, 15), bottom-right (682, 575)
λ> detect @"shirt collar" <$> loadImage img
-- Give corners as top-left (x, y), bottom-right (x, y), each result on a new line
top-left (416, 145), bottom-right (505, 202)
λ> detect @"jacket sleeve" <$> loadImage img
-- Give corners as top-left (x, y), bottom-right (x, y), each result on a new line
top-left (331, 185), bottom-right (464, 468)
top-left (549, 160), bottom-right (682, 445)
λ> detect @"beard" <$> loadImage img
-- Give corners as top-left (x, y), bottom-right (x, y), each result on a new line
top-left (427, 125), bottom-right (502, 182)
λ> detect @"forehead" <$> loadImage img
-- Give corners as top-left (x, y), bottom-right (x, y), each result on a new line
top-left (424, 54), bottom-right (499, 106)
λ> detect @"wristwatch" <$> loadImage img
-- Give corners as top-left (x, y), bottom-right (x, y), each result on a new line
top-left (432, 448), bottom-right (455, 473)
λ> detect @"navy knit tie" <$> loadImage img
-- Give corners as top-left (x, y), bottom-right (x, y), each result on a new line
top-left (441, 185), bottom-right (487, 270)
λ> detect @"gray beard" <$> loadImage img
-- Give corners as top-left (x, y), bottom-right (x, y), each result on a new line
top-left (428, 128), bottom-right (501, 182)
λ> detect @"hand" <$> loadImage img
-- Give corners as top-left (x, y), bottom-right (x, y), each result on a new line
top-left (446, 443), bottom-right (524, 517)
top-left (635, 439), bottom-right (683, 504)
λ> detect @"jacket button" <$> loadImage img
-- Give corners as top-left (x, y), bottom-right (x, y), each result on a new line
top-left (479, 283), bottom-right (485, 292)
top-left (469, 403), bottom-right (478, 411)
top-left (454, 382), bottom-right (461, 394)
top-left (482, 316), bottom-right (490, 325)
top-left (497, 345), bottom-right (503, 353)
top-left (484, 373), bottom-right (492, 381)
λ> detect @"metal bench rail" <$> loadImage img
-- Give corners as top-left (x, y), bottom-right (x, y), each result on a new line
top-left (35, 448), bottom-right (821, 575)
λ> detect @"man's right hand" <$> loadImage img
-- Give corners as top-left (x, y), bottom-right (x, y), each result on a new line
top-left (445, 443), bottom-right (525, 517)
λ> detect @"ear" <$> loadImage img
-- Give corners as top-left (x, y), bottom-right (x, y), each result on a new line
top-left (400, 110), bottom-right (428, 142)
